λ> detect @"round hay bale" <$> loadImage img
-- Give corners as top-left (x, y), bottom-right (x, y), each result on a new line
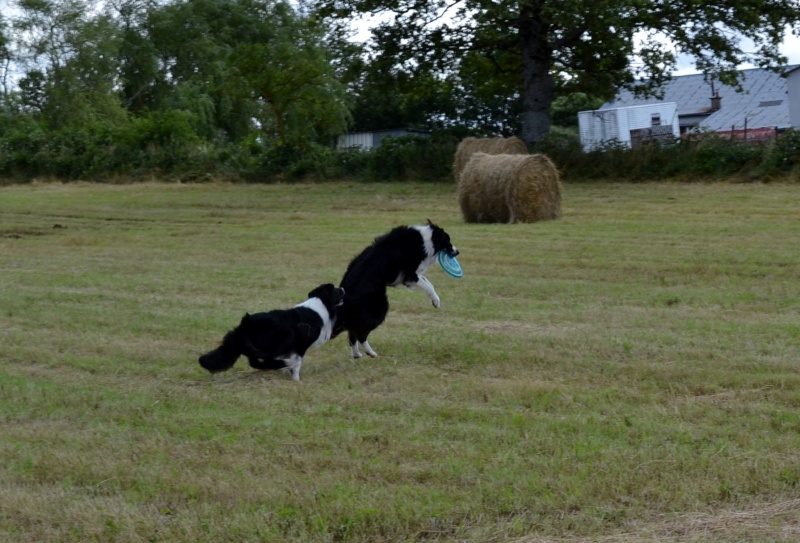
top-left (457, 152), bottom-right (562, 224)
top-left (452, 136), bottom-right (527, 182)
top-left (458, 152), bottom-right (513, 223)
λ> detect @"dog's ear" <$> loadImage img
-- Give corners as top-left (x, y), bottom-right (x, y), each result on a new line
top-left (427, 219), bottom-right (445, 235)
top-left (308, 283), bottom-right (334, 300)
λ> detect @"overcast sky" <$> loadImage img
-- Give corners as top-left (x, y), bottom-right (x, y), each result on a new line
top-left (672, 27), bottom-right (800, 75)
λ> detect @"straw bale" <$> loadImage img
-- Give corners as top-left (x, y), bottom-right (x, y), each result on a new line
top-left (457, 152), bottom-right (562, 223)
top-left (452, 136), bottom-right (527, 182)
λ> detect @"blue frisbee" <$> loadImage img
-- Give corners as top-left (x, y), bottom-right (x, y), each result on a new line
top-left (438, 251), bottom-right (463, 278)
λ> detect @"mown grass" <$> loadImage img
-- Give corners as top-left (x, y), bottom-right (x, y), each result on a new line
top-left (1, 180), bottom-right (799, 543)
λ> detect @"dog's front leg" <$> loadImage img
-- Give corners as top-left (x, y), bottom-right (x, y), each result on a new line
top-left (406, 275), bottom-right (440, 308)
top-left (284, 354), bottom-right (302, 381)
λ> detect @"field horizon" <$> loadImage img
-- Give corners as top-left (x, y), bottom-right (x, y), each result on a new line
top-left (1, 180), bottom-right (799, 542)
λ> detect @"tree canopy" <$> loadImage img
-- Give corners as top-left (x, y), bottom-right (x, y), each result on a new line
top-left (316, 0), bottom-right (800, 145)
top-left (5, 0), bottom-right (348, 147)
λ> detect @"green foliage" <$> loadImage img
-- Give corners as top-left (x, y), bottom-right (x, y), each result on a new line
top-left (762, 129), bottom-right (800, 174)
top-left (1, 0), bottom-right (798, 183)
top-left (245, 135), bottom-right (456, 182)
top-left (1, 0), bottom-right (350, 182)
top-left (317, 0), bottom-right (800, 144)
top-left (0, 113), bottom-right (47, 176)
top-left (538, 130), bottom-right (800, 182)
top-left (689, 134), bottom-right (764, 177)
top-left (551, 93), bottom-right (606, 128)
top-left (366, 135), bottom-right (455, 181)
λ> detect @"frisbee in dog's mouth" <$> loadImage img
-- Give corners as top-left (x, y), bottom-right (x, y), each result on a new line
top-left (438, 251), bottom-right (463, 278)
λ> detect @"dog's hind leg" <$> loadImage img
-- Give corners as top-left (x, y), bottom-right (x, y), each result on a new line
top-left (349, 330), bottom-right (378, 358)
top-left (361, 340), bottom-right (378, 358)
top-left (348, 331), bottom-right (363, 358)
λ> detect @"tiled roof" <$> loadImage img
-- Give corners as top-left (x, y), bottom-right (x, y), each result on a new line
top-left (601, 66), bottom-right (799, 131)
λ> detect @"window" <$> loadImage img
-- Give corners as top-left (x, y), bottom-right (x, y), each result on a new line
top-left (651, 113), bottom-right (661, 126)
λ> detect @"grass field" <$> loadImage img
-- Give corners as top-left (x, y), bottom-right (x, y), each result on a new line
top-left (1, 180), bottom-right (799, 542)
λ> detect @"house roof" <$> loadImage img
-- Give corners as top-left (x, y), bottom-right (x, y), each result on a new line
top-left (601, 65), bottom-right (800, 131)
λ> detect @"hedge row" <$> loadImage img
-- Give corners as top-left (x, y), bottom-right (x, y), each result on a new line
top-left (1, 117), bottom-right (798, 183)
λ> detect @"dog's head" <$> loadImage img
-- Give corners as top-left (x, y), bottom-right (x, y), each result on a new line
top-left (307, 283), bottom-right (345, 313)
top-left (426, 219), bottom-right (459, 257)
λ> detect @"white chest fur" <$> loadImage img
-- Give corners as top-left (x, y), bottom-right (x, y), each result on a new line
top-left (411, 224), bottom-right (437, 275)
top-left (295, 297), bottom-right (332, 348)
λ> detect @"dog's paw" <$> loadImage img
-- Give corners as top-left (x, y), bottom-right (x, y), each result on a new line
top-left (432, 297), bottom-right (441, 308)
top-left (362, 342), bottom-right (378, 358)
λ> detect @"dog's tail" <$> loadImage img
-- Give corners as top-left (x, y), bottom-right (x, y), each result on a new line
top-left (199, 327), bottom-right (244, 373)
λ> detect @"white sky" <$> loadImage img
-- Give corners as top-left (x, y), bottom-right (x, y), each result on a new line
top-left (672, 27), bottom-right (800, 75)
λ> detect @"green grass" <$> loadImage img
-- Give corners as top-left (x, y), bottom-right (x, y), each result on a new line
top-left (1, 180), bottom-right (799, 542)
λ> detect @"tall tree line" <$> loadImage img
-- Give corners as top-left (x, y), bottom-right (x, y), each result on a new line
top-left (1, 0), bottom-right (798, 180)
top-left (0, 0), bottom-right (349, 151)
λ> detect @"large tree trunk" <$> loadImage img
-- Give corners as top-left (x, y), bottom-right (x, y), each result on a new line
top-left (519, 7), bottom-right (555, 147)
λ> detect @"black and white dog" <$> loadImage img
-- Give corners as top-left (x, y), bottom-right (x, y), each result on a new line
top-left (332, 220), bottom-right (459, 358)
top-left (199, 283), bottom-right (345, 381)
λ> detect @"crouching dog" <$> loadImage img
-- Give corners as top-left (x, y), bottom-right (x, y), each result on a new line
top-left (198, 284), bottom-right (344, 381)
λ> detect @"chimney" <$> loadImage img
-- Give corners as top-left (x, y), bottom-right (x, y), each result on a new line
top-left (710, 92), bottom-right (722, 111)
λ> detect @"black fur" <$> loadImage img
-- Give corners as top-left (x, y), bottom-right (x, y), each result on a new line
top-left (332, 220), bottom-right (458, 358)
top-left (199, 283), bottom-right (344, 380)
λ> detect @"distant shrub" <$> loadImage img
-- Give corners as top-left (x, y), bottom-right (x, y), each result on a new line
top-left (1, 109), bottom-right (797, 183)
top-left (540, 128), bottom-right (787, 182)
top-left (762, 129), bottom-right (800, 174)
top-left (367, 135), bottom-right (456, 181)
top-left (0, 114), bottom-right (47, 178)
top-left (685, 133), bottom-right (764, 177)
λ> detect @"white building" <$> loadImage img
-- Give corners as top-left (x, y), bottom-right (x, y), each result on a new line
top-left (336, 129), bottom-right (430, 150)
top-left (578, 102), bottom-right (680, 152)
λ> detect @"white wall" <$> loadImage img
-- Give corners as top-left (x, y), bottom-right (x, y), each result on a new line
top-left (337, 133), bottom-right (374, 150)
top-left (579, 103), bottom-right (679, 151)
top-left (788, 68), bottom-right (800, 128)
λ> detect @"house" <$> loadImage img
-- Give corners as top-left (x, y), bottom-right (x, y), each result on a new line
top-left (578, 102), bottom-right (680, 152)
top-left (581, 65), bottom-right (800, 149)
top-left (336, 128), bottom-right (431, 150)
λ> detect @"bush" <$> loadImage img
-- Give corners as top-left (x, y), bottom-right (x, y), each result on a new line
top-left (359, 135), bottom-right (455, 181)
top-left (542, 129), bottom-right (784, 182)
top-left (249, 135), bottom-right (458, 183)
top-left (685, 133), bottom-right (765, 178)
top-left (0, 114), bottom-right (48, 179)
top-left (762, 129), bottom-right (800, 174)
top-left (1, 107), bottom-right (797, 184)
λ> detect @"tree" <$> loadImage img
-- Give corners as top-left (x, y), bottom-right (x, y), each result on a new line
top-left (0, 14), bottom-right (13, 103)
top-left (227, 2), bottom-right (349, 146)
top-left (316, 0), bottom-right (800, 146)
top-left (13, 0), bottom-right (128, 129)
top-left (136, 0), bottom-right (348, 145)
